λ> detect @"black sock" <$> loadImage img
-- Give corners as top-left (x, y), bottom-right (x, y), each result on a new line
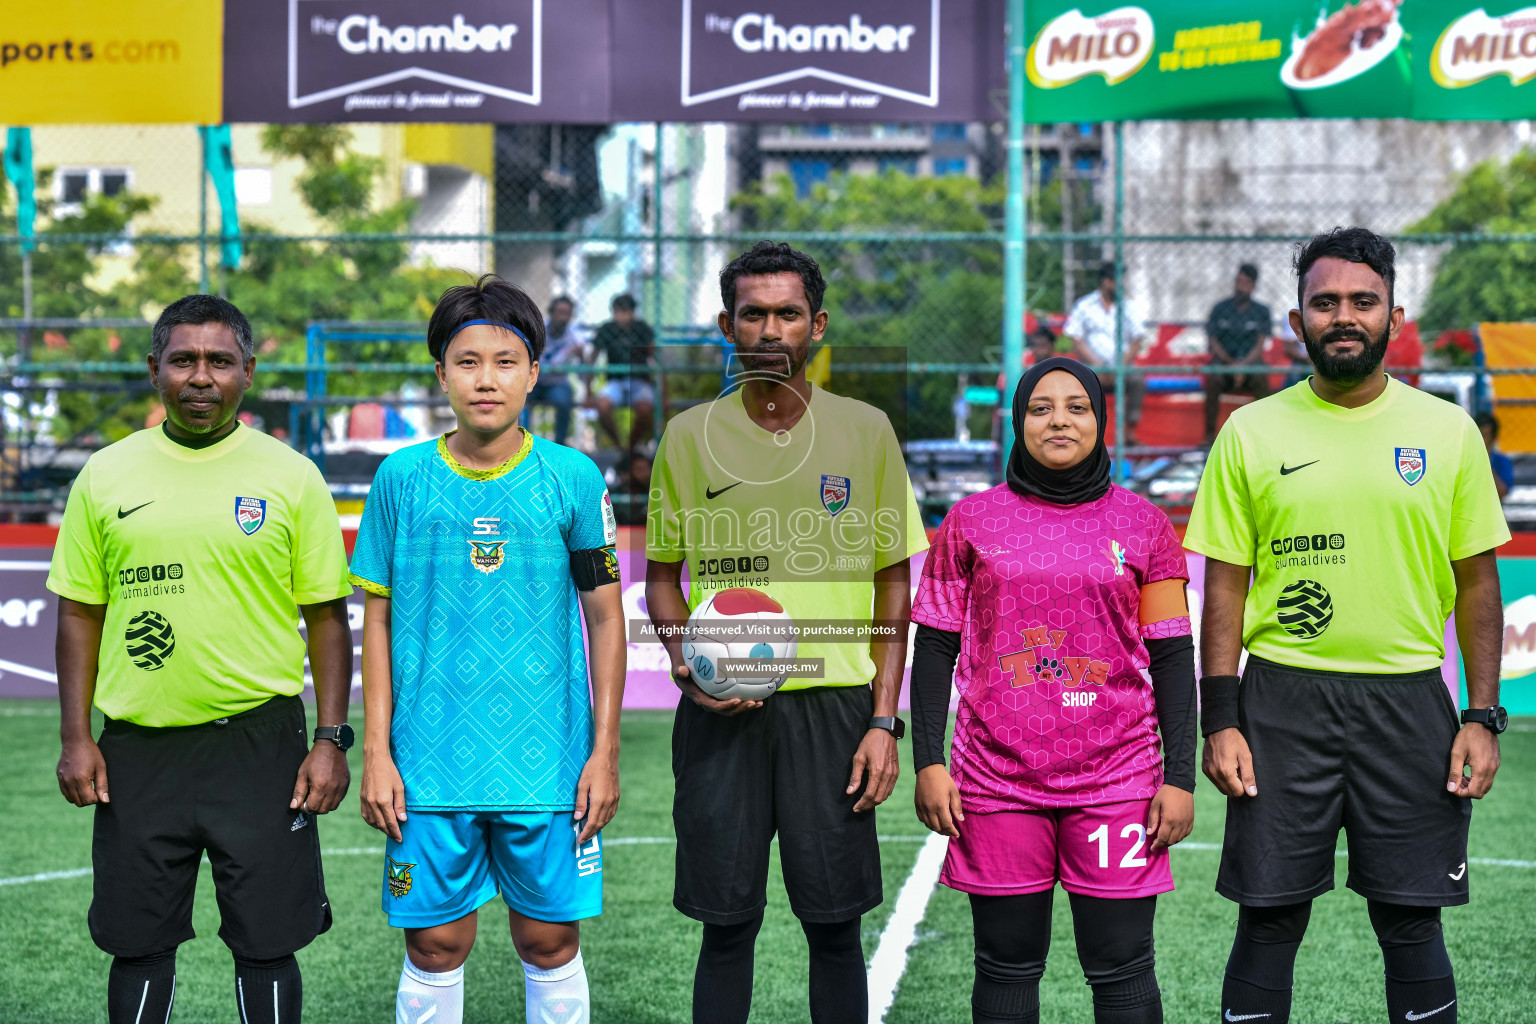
top-left (693, 915), bottom-right (762, 1024)
top-left (1090, 968), bottom-right (1162, 1024)
top-left (233, 954), bottom-right (301, 1024)
top-left (1371, 902), bottom-right (1457, 1024)
top-left (109, 949), bottom-right (177, 1024)
top-left (801, 918), bottom-right (866, 1024)
top-left (971, 891), bottom-right (1053, 1024)
top-left (1221, 902), bottom-right (1312, 1024)
top-left (1066, 893), bottom-right (1161, 1024)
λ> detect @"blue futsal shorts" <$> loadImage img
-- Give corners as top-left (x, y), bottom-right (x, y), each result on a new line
top-left (380, 810), bottom-right (603, 928)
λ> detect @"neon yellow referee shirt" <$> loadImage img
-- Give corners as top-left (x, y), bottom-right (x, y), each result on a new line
top-left (47, 424), bottom-right (352, 727)
top-left (1185, 377), bottom-right (1509, 674)
top-left (647, 385), bottom-right (928, 690)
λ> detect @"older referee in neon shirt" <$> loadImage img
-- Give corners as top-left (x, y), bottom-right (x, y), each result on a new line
top-left (48, 294), bottom-right (354, 1024)
top-left (1186, 228), bottom-right (1508, 1024)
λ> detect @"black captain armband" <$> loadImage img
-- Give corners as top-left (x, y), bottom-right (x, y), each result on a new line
top-left (1199, 675), bottom-right (1242, 736)
top-left (571, 546), bottom-right (621, 591)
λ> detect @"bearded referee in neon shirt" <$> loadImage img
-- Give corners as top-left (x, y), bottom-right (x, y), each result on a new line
top-left (1186, 227), bottom-right (1509, 1024)
top-left (646, 242), bottom-right (928, 1023)
top-left (49, 295), bottom-right (355, 1024)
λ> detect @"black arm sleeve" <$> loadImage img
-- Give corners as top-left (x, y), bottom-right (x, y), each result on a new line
top-left (911, 624), bottom-right (961, 771)
top-left (1146, 634), bottom-right (1197, 792)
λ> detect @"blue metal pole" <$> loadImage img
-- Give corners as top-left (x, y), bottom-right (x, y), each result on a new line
top-left (1112, 121), bottom-right (1126, 482)
top-left (1001, 0), bottom-right (1027, 475)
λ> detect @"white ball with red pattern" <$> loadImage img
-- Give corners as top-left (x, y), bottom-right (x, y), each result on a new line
top-left (681, 587), bottom-right (798, 701)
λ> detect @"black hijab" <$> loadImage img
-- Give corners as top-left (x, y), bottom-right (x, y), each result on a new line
top-left (1005, 356), bottom-right (1112, 506)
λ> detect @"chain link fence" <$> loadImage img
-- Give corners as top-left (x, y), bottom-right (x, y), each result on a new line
top-left (5, 117), bottom-right (1536, 523)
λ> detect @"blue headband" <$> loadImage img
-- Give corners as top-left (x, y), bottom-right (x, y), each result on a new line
top-left (445, 319), bottom-right (535, 360)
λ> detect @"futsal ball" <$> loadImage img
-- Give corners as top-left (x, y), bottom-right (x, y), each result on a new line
top-left (681, 588), bottom-right (797, 701)
top-left (1277, 579), bottom-right (1333, 638)
top-left (125, 610), bottom-right (176, 670)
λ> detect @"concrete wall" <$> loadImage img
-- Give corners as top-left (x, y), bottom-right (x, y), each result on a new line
top-left (1117, 119), bottom-right (1535, 325)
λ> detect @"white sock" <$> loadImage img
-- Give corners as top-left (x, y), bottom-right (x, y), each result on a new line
top-left (396, 958), bottom-right (464, 1024)
top-left (523, 950), bottom-right (589, 1024)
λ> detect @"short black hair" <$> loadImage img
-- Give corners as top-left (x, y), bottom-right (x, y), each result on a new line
top-left (549, 295), bottom-right (575, 313)
top-left (1294, 226), bottom-right (1396, 309)
top-left (1475, 411), bottom-right (1500, 438)
top-left (427, 274), bottom-right (546, 363)
top-left (1238, 262), bottom-right (1259, 281)
top-left (151, 294), bottom-right (253, 362)
top-left (1099, 262), bottom-right (1117, 282)
top-left (719, 240), bottom-right (827, 317)
top-left (612, 293), bottom-right (637, 312)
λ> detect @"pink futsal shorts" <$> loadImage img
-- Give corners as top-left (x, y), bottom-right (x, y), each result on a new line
top-left (940, 798), bottom-right (1175, 899)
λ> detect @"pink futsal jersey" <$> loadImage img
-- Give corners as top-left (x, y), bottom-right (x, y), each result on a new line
top-left (911, 483), bottom-right (1190, 811)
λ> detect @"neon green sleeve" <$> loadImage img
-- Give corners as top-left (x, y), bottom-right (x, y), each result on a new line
top-left (291, 461), bottom-right (352, 604)
top-left (1184, 425), bottom-right (1257, 566)
top-left (875, 419), bottom-right (928, 569)
top-left (1450, 416), bottom-right (1512, 561)
top-left (645, 430), bottom-right (686, 562)
top-left (46, 460), bottom-right (109, 604)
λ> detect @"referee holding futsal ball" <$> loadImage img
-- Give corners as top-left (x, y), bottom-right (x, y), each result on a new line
top-left (1187, 228), bottom-right (1509, 1024)
top-left (48, 295), bottom-right (355, 1024)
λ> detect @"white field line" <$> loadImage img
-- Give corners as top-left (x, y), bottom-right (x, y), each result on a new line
top-left (867, 832), bottom-right (949, 1024)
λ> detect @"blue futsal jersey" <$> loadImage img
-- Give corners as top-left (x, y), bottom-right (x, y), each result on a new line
top-left (349, 430), bottom-right (617, 811)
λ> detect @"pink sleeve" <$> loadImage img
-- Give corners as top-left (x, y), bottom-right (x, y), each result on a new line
top-left (1144, 507), bottom-right (1189, 585)
top-left (1141, 615), bottom-right (1192, 640)
top-left (911, 509), bottom-right (971, 631)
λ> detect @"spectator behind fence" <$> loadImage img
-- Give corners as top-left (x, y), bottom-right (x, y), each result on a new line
top-left (1477, 411), bottom-right (1514, 501)
top-left (1204, 262), bottom-right (1273, 443)
top-left (592, 293), bottom-right (657, 453)
top-left (527, 294), bottom-right (589, 445)
top-left (1062, 262), bottom-right (1147, 428)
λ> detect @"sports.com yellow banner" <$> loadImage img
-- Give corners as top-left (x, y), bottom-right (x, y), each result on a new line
top-left (0, 0), bottom-right (221, 123)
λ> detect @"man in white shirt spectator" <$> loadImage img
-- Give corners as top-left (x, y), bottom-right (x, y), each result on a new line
top-left (527, 294), bottom-right (591, 445)
top-left (1062, 262), bottom-right (1148, 428)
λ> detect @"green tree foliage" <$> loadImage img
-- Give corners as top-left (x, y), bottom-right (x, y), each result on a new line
top-left (732, 170), bottom-right (1002, 438)
top-left (730, 168), bottom-right (1080, 438)
top-left (0, 173), bottom-right (160, 450)
top-left (5, 125), bottom-right (472, 454)
top-left (1412, 149), bottom-right (1536, 333)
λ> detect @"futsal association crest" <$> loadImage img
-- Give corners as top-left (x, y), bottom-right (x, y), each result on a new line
top-left (1395, 447), bottom-right (1426, 486)
top-left (386, 857), bottom-right (416, 898)
top-left (820, 474), bottom-right (851, 516)
top-left (234, 496), bottom-right (267, 535)
top-left (469, 539), bottom-right (506, 574)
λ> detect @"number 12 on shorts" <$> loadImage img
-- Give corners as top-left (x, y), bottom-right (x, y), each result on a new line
top-left (1087, 822), bottom-right (1148, 869)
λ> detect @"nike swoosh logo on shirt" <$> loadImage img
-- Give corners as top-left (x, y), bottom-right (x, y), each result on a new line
top-left (1225, 1012), bottom-right (1272, 1022)
top-left (705, 482), bottom-right (743, 500)
top-left (1405, 999), bottom-right (1456, 1020)
top-left (117, 502), bottom-right (153, 519)
top-left (1278, 461), bottom-right (1318, 476)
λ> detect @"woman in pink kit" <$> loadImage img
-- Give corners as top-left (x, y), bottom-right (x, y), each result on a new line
top-left (911, 357), bottom-right (1197, 1024)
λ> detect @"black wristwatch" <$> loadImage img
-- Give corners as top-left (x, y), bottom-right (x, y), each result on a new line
top-left (313, 724), bottom-right (355, 751)
top-left (868, 716), bottom-right (906, 739)
top-left (1461, 706), bottom-right (1509, 735)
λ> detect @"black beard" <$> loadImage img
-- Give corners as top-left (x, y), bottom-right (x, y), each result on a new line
top-left (1302, 321), bottom-right (1390, 385)
top-left (741, 344), bottom-right (805, 379)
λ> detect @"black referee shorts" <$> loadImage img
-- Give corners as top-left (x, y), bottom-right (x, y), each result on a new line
top-left (1217, 657), bottom-right (1472, 908)
top-left (89, 695), bottom-right (332, 958)
top-left (672, 685), bottom-right (882, 926)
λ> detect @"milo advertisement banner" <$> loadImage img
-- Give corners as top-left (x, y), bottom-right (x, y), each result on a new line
top-left (1464, 557), bottom-right (1536, 716)
top-left (1023, 1), bottom-right (1536, 121)
top-left (1416, 5), bottom-right (1536, 118)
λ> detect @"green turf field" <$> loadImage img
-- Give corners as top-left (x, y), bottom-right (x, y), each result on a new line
top-left (1, 701), bottom-right (1533, 1023)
